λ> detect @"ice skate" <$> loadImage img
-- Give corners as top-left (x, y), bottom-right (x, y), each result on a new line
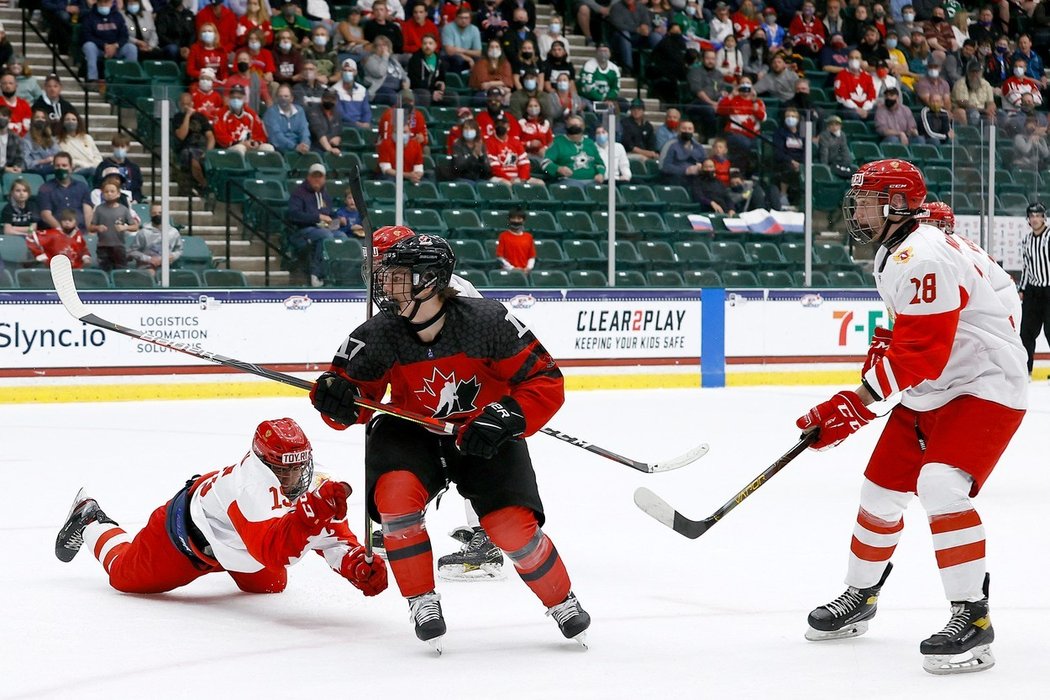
top-left (546, 591), bottom-right (591, 648)
top-left (55, 488), bottom-right (117, 563)
top-left (921, 575), bottom-right (995, 675)
top-left (437, 526), bottom-right (505, 581)
top-left (408, 591), bottom-right (446, 654)
top-left (806, 562), bottom-right (892, 641)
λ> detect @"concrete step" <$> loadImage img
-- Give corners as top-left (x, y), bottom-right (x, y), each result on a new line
top-left (243, 270), bottom-right (293, 286)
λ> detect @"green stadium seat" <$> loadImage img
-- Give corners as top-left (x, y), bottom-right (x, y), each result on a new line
top-left (627, 212), bottom-right (670, 240)
top-left (646, 270), bottom-right (685, 286)
top-left (141, 60), bottom-right (183, 85)
top-left (851, 142), bottom-right (882, 163)
top-left (203, 269), bottom-right (250, 287)
top-left (442, 209), bottom-right (484, 237)
top-left (826, 270), bottom-right (869, 287)
top-left (955, 125), bottom-right (982, 143)
top-left (911, 143), bottom-right (947, 167)
top-left (438, 181), bottom-right (478, 207)
top-left (721, 269), bottom-right (761, 287)
top-left (629, 159), bottom-right (654, 183)
top-left (531, 270), bottom-right (571, 287)
top-left (534, 240), bottom-right (570, 269)
top-left (72, 269), bottom-right (111, 289)
top-left (449, 239), bottom-right (491, 267)
top-left (489, 269), bottom-right (529, 287)
top-left (325, 152), bottom-right (362, 179)
top-left (651, 185), bottom-right (695, 212)
top-left (404, 181), bottom-right (442, 209)
top-left (779, 241), bottom-right (817, 267)
top-left (556, 210), bottom-right (599, 239)
top-left (179, 237), bottom-right (215, 271)
top-left (600, 240), bottom-right (645, 270)
top-left (478, 210), bottom-right (511, 233)
top-left (792, 270), bottom-right (830, 287)
top-left (746, 241), bottom-right (788, 270)
top-left (814, 242), bottom-right (855, 270)
top-left (569, 270), bottom-right (608, 286)
top-left (362, 180), bottom-right (396, 205)
top-left (103, 60), bottom-right (149, 105)
top-left (0, 234), bottom-right (31, 266)
top-left (674, 240), bottom-right (714, 266)
top-left (562, 239), bottom-right (605, 270)
top-left (682, 269), bottom-right (722, 287)
top-left (246, 150), bottom-right (288, 177)
top-left (549, 184), bottom-right (590, 210)
top-left (584, 184), bottom-right (624, 211)
top-left (998, 193), bottom-right (1031, 216)
top-left (526, 211), bottom-right (560, 237)
top-left (709, 240), bottom-right (751, 269)
top-left (2, 172), bottom-right (46, 196)
top-left (0, 269), bottom-right (14, 288)
top-left (15, 269), bottom-right (54, 289)
top-left (403, 208), bottom-right (446, 235)
top-left (167, 270), bottom-right (202, 287)
top-left (111, 269), bottom-right (156, 288)
top-left (925, 166), bottom-right (953, 188)
top-left (475, 180), bottom-right (514, 207)
top-left (592, 211), bottom-right (631, 237)
top-left (614, 270), bottom-right (647, 286)
top-left (285, 151), bottom-right (324, 177)
top-left (880, 143), bottom-right (910, 160)
top-left (755, 270), bottom-right (793, 287)
top-left (1013, 171), bottom-right (1039, 197)
top-left (512, 182), bottom-right (554, 210)
top-left (619, 185), bottom-right (659, 211)
top-left (456, 269), bottom-right (489, 288)
top-left (635, 240), bottom-right (676, 270)
top-left (952, 193), bottom-right (978, 215)
top-left (204, 150), bottom-right (251, 202)
top-left (323, 238), bottom-right (365, 287)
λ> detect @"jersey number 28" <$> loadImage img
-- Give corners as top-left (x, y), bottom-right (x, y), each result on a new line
top-left (909, 273), bottom-right (937, 305)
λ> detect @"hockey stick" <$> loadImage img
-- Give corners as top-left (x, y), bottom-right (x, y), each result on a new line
top-left (49, 257), bottom-right (707, 474)
top-left (633, 431), bottom-right (817, 538)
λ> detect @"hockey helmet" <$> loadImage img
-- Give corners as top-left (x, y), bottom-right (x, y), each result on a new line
top-left (253, 418), bottom-right (314, 500)
top-left (843, 160), bottom-right (927, 243)
top-left (370, 225), bottom-right (417, 258)
top-left (921, 201), bottom-right (955, 234)
top-left (372, 232), bottom-right (457, 319)
top-left (1027, 201), bottom-right (1046, 220)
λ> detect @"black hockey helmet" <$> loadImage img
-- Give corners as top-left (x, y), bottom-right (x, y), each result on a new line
top-left (1027, 201), bottom-right (1046, 218)
top-left (373, 232), bottom-right (457, 319)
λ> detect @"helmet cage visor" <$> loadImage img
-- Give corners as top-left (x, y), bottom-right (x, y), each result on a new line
top-left (258, 452), bottom-right (314, 500)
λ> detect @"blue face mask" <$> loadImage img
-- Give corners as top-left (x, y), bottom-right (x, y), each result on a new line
top-left (595, 133), bottom-right (608, 145)
top-left (98, 4), bottom-right (111, 15)
top-left (228, 98), bottom-right (244, 111)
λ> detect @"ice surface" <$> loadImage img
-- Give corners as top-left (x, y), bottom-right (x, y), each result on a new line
top-left (2, 386), bottom-right (1048, 699)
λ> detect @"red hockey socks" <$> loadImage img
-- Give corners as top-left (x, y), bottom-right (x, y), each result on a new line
top-left (84, 520), bottom-right (130, 576)
top-left (481, 506), bottom-right (570, 608)
top-left (375, 471), bottom-right (434, 598)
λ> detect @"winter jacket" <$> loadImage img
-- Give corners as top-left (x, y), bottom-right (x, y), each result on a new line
top-left (287, 181), bottom-right (335, 229)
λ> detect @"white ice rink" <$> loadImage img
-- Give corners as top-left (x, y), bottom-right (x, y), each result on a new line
top-left (2, 385), bottom-right (1048, 699)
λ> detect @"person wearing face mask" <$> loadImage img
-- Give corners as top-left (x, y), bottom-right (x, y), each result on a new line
top-left (874, 86), bottom-right (921, 146)
top-left (915, 56), bottom-right (951, 109)
top-left (896, 5), bottom-right (919, 46)
top-left (214, 85), bottom-right (275, 153)
top-left (334, 58), bottom-right (373, 129)
top-left (128, 203), bottom-right (183, 274)
top-left (1001, 58), bottom-right (1044, 112)
top-left (376, 122), bottom-right (426, 183)
top-left (26, 207), bottom-right (92, 269)
top-left (511, 39), bottom-right (543, 88)
top-left (871, 58), bottom-right (900, 99)
top-left (593, 126), bottom-right (631, 182)
top-left (38, 152), bottom-right (94, 231)
top-left (122, 0), bottom-right (161, 61)
top-left (306, 89), bottom-right (344, 155)
top-left (475, 0), bottom-right (510, 44)
top-left (1, 73), bottom-right (33, 138)
top-left (442, 7), bottom-right (483, 72)
top-left (195, 0), bottom-right (239, 52)
top-left (470, 39), bottom-right (514, 99)
top-left (476, 86), bottom-right (522, 139)
top-left (303, 28), bottom-right (338, 82)
top-left (156, 0), bottom-right (198, 62)
top-left (578, 43), bottom-right (622, 108)
top-left (406, 34), bottom-right (447, 106)
top-left (227, 51), bottom-right (275, 112)
top-left (788, 0), bottom-right (826, 60)
top-left (0, 105), bottom-right (26, 176)
top-left (833, 49), bottom-right (877, 120)
top-left (270, 2), bottom-right (314, 45)
top-left (57, 113), bottom-right (103, 178)
top-left (377, 89), bottom-right (430, 148)
top-left (444, 106), bottom-right (475, 153)
top-left (93, 135), bottom-right (145, 202)
top-left (917, 93), bottom-right (953, 144)
top-left (485, 115), bottom-right (540, 184)
top-left (518, 96), bottom-right (553, 157)
top-left (236, 0), bottom-right (275, 51)
top-left (653, 107), bottom-right (680, 151)
top-left (817, 115), bottom-right (854, 179)
top-left (263, 84), bottom-right (312, 153)
top-left (716, 78), bottom-right (766, 172)
top-left (541, 114), bottom-right (605, 185)
top-left (187, 23), bottom-right (229, 82)
top-left (883, 31), bottom-right (913, 87)
top-left (922, 7), bottom-right (957, 54)
top-left (537, 15), bottom-right (568, 61)
top-left (294, 60), bottom-right (328, 107)
top-left (171, 91), bottom-right (215, 197)
top-left (509, 69), bottom-right (551, 120)
top-left (81, 0), bottom-right (139, 88)
top-left (770, 107), bottom-right (805, 208)
top-left (402, 3), bottom-right (442, 55)
top-left (21, 109), bottom-right (60, 176)
top-left (540, 39), bottom-right (574, 90)
top-left (448, 117), bottom-right (492, 181)
top-left (272, 29), bottom-right (306, 90)
top-left (659, 118), bottom-right (705, 195)
top-left (243, 28), bottom-right (277, 84)
top-left (496, 207), bottom-right (536, 273)
top-left (189, 67), bottom-right (226, 123)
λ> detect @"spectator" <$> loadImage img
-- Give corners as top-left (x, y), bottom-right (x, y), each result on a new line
top-left (518, 96), bottom-right (553, 157)
top-left (820, 32), bottom-right (851, 74)
top-left (594, 126), bottom-right (630, 182)
top-left (123, 1), bottom-right (161, 61)
top-left (511, 40), bottom-right (544, 89)
top-left (874, 87), bottom-right (920, 145)
top-left (687, 49), bottom-right (723, 141)
top-left (1013, 116), bottom-right (1049, 170)
top-left (156, 0), bottom-right (197, 62)
top-left (709, 2), bottom-right (734, 45)
top-left (1, 178), bottom-right (40, 236)
top-left (470, 38), bottom-right (515, 100)
top-left (659, 119), bottom-right (705, 194)
top-left (743, 28), bottom-right (771, 79)
top-left (607, 0), bottom-right (657, 74)
top-left (407, 34), bottom-right (448, 107)
top-left (952, 59), bottom-right (996, 126)
top-left (378, 90), bottom-right (429, 147)
top-left (485, 115), bottom-right (538, 183)
top-left (906, 30), bottom-right (932, 76)
top-left (1004, 93), bottom-right (1048, 137)
top-left (402, 4), bottom-right (441, 56)
top-left (475, 0), bottom-right (510, 44)
top-left (647, 23), bottom-right (689, 104)
top-left (943, 39), bottom-right (977, 86)
top-left (442, 7), bottom-right (483, 73)
top-left (38, 153), bottom-right (92, 230)
top-left (214, 85), bottom-right (274, 153)
top-left (784, 78), bottom-right (826, 131)
top-left (1002, 58), bottom-right (1044, 111)
top-left (770, 107), bottom-right (804, 208)
top-left (896, 5), bottom-right (920, 46)
top-left (732, 0), bottom-right (760, 39)
top-left (885, 31), bottom-right (912, 86)
top-left (335, 6), bottom-right (368, 61)
top-left (58, 112), bottom-right (102, 178)
top-left (32, 74), bottom-right (78, 127)
top-left (364, 1), bottom-right (404, 54)
top-left (915, 56), bottom-right (951, 108)
top-left (654, 108), bottom-right (680, 151)
top-left (496, 207), bottom-right (535, 274)
top-left (537, 14), bottom-right (568, 60)
top-left (823, 0), bottom-right (847, 37)
top-left (172, 91), bottom-right (215, 198)
top-left (94, 135), bottom-right (143, 202)
top-left (1, 73), bottom-right (31, 137)
top-left (833, 50), bottom-right (877, 120)
top-left (872, 58), bottom-right (900, 98)
top-left (237, 0), bottom-right (275, 51)
top-left (89, 168), bottom-right (137, 209)
top-left (447, 118), bottom-right (492, 180)
top-left (445, 107), bottom-right (474, 154)
top-left (358, 0), bottom-right (407, 21)
top-left (264, 84), bottom-right (311, 153)
top-left (307, 89), bottom-right (343, 155)
top-left (968, 6), bottom-right (1000, 46)
top-left (81, 0), bottom-right (138, 89)
top-left (760, 8), bottom-right (785, 50)
top-left (621, 98), bottom-right (658, 161)
top-left (228, 52), bottom-right (274, 113)
top-left (1013, 34), bottom-right (1047, 88)
top-left (984, 36), bottom-right (1011, 88)
top-left (22, 109), bottom-right (59, 175)
top-left (190, 67), bottom-right (226, 123)
top-left (694, 158), bottom-right (734, 214)
top-left (363, 35), bottom-right (409, 105)
top-left (245, 29), bottom-right (277, 85)
top-left (186, 23), bottom-right (229, 83)
top-left (334, 59), bottom-right (372, 128)
top-left (477, 87), bottom-right (522, 139)
top-left (376, 127), bottom-right (425, 182)
top-left (857, 26), bottom-right (889, 68)
top-left (502, 7), bottom-right (538, 65)
top-left (754, 53), bottom-right (798, 102)
top-left (294, 60), bottom-right (328, 108)
top-left (333, 189), bottom-right (366, 239)
top-left (89, 177), bottom-right (138, 271)
top-left (286, 163), bottom-right (346, 287)
top-left (270, 2), bottom-right (313, 45)
top-left (0, 105), bottom-right (25, 174)
top-left (818, 115), bottom-right (853, 178)
top-left (542, 114), bottom-right (604, 185)
top-left (9, 58), bottom-right (42, 104)
top-left (716, 77), bottom-right (766, 171)
top-left (923, 5), bottom-right (957, 54)
top-left (508, 69), bottom-right (551, 119)
top-left (578, 44), bottom-right (622, 109)
top-left (709, 138), bottom-right (731, 185)
top-left (272, 29), bottom-right (305, 89)
top-left (715, 33), bottom-right (744, 84)
top-left (789, 1), bottom-right (826, 61)
top-left (302, 26), bottom-right (338, 83)
top-left (197, 0), bottom-right (239, 51)
top-left (128, 203), bottom-right (183, 275)
top-left (542, 40), bottom-right (575, 91)
top-left (917, 93), bottom-right (953, 145)
top-left (27, 208), bottom-right (92, 269)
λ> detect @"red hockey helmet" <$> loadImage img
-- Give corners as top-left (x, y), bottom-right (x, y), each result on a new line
top-left (371, 225), bottom-right (417, 259)
top-left (253, 418), bottom-right (314, 499)
top-left (843, 159), bottom-right (927, 243)
top-left (921, 201), bottom-right (955, 234)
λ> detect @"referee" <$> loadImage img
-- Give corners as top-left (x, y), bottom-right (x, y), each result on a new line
top-left (1020, 202), bottom-right (1050, 374)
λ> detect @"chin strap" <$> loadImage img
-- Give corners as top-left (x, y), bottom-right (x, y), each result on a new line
top-left (402, 295), bottom-right (448, 332)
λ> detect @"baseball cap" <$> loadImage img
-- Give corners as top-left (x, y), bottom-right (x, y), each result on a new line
top-left (100, 166), bottom-right (126, 181)
top-left (308, 163), bottom-right (326, 176)
top-left (827, 115), bottom-right (843, 124)
top-left (630, 98), bottom-right (645, 109)
top-left (228, 84), bottom-right (246, 96)
top-left (486, 87), bottom-right (504, 98)
top-left (456, 106), bottom-right (472, 119)
top-left (966, 59), bottom-right (982, 73)
top-left (341, 57), bottom-right (357, 71)
top-left (199, 67), bottom-right (216, 80)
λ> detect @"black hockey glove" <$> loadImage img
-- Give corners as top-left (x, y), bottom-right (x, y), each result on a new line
top-left (311, 371), bottom-right (361, 425)
top-left (456, 396), bottom-right (527, 459)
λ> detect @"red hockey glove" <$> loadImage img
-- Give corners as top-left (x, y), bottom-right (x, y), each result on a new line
top-left (456, 396), bottom-right (527, 459)
top-left (310, 371), bottom-right (360, 426)
top-left (796, 391), bottom-right (877, 451)
top-left (297, 481), bottom-right (352, 528)
top-left (862, 327), bottom-right (893, 375)
top-left (338, 546), bottom-right (389, 596)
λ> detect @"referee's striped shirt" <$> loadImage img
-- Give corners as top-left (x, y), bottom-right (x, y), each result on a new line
top-left (1021, 227), bottom-right (1050, 289)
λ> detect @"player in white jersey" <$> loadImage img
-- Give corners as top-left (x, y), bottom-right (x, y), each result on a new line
top-left (796, 160), bottom-right (1027, 675)
top-left (55, 418), bottom-right (388, 598)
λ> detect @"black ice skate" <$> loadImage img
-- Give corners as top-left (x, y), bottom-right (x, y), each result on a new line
top-left (437, 526), bottom-right (505, 581)
top-left (921, 574), bottom-right (995, 675)
top-left (806, 562), bottom-right (893, 641)
top-left (408, 591), bottom-right (446, 654)
top-left (55, 488), bottom-right (117, 563)
top-left (546, 591), bottom-right (591, 648)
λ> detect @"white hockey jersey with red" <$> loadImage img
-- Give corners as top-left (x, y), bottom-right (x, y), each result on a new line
top-left (188, 452), bottom-right (359, 573)
top-left (864, 223), bottom-right (1027, 412)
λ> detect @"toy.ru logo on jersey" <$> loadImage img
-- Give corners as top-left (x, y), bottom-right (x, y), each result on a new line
top-left (832, 309), bottom-right (892, 347)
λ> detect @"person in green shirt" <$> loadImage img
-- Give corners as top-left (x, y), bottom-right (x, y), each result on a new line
top-left (541, 114), bottom-right (606, 185)
top-left (272, 2), bottom-right (314, 46)
top-left (578, 44), bottom-right (626, 112)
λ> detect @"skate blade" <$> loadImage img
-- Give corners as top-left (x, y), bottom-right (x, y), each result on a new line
top-left (922, 645), bottom-right (995, 675)
top-left (572, 632), bottom-right (589, 650)
top-left (805, 621), bottom-right (869, 641)
top-left (427, 637), bottom-right (443, 655)
top-left (437, 563), bottom-right (506, 582)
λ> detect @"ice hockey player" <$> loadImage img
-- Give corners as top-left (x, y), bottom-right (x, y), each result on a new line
top-left (310, 227), bottom-right (589, 652)
top-left (56, 418), bottom-right (388, 599)
top-left (796, 160), bottom-right (1027, 674)
top-left (363, 226), bottom-right (506, 581)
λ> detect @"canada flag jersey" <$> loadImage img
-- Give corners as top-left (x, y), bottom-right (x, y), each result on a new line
top-left (834, 70), bottom-right (876, 110)
top-left (865, 223), bottom-right (1027, 412)
top-left (325, 296), bottom-right (564, 436)
top-left (485, 135), bottom-right (531, 180)
top-left (214, 107), bottom-right (268, 148)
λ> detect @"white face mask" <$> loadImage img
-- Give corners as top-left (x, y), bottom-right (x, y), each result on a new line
top-left (314, 35), bottom-right (328, 47)
top-left (886, 39), bottom-right (897, 49)
top-left (785, 116), bottom-right (799, 128)
top-left (848, 59), bottom-right (861, 71)
top-left (928, 69), bottom-right (940, 79)
top-left (523, 79), bottom-right (537, 91)
top-left (249, 40), bottom-right (261, 51)
top-left (280, 41), bottom-right (293, 52)
top-left (903, 12), bottom-right (915, 22)
top-left (557, 81), bottom-right (569, 92)
top-left (1015, 66), bottom-right (1027, 77)
top-left (527, 106), bottom-right (541, 117)
top-left (201, 31), bottom-right (216, 44)
top-left (489, 47), bottom-right (502, 59)
top-left (463, 129), bottom-right (477, 140)
top-left (549, 23), bottom-right (561, 34)
top-left (199, 79), bottom-right (213, 91)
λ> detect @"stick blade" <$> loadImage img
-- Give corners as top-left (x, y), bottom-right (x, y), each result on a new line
top-left (49, 255), bottom-right (89, 320)
top-left (633, 487), bottom-right (711, 539)
top-left (649, 443), bottom-right (710, 473)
